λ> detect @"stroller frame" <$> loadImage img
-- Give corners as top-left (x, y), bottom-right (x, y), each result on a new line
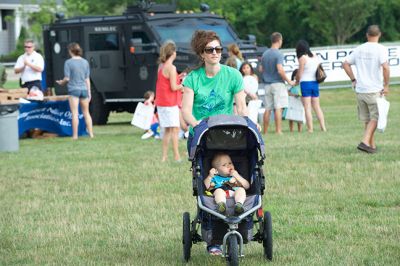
top-left (182, 115), bottom-right (273, 265)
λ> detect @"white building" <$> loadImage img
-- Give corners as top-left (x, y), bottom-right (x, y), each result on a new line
top-left (0, 0), bottom-right (62, 56)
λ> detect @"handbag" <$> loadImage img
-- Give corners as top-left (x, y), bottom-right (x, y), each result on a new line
top-left (131, 102), bottom-right (154, 130)
top-left (285, 96), bottom-right (305, 123)
top-left (376, 96), bottom-right (390, 133)
top-left (315, 64), bottom-right (327, 83)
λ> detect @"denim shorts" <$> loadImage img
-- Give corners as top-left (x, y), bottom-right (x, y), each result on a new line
top-left (300, 81), bottom-right (319, 97)
top-left (69, 89), bottom-right (88, 99)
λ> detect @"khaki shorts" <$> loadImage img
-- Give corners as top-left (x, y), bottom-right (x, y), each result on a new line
top-left (356, 92), bottom-right (380, 122)
top-left (264, 83), bottom-right (288, 110)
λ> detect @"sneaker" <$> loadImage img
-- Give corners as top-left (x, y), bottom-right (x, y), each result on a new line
top-left (207, 245), bottom-right (222, 256)
top-left (234, 202), bottom-right (244, 215)
top-left (217, 202), bottom-right (226, 214)
top-left (357, 142), bottom-right (376, 154)
top-left (154, 134), bottom-right (161, 139)
top-left (141, 131), bottom-right (154, 140)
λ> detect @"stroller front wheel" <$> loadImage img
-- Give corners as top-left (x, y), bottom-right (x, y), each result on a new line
top-left (226, 235), bottom-right (239, 266)
top-left (182, 212), bottom-right (192, 262)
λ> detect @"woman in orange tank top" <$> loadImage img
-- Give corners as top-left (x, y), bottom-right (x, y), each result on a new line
top-left (155, 41), bottom-right (184, 162)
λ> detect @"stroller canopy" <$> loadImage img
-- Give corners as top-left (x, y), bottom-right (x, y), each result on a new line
top-left (188, 114), bottom-right (265, 160)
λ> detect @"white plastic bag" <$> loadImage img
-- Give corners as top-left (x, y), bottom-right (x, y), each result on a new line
top-left (285, 96), bottom-right (305, 123)
top-left (243, 76), bottom-right (259, 95)
top-left (376, 96), bottom-right (390, 133)
top-left (247, 99), bottom-right (262, 124)
top-left (131, 102), bottom-right (154, 130)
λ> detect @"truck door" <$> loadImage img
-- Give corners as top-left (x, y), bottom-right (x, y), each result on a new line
top-left (47, 28), bottom-right (80, 95)
top-left (124, 25), bottom-right (158, 100)
top-left (84, 26), bottom-right (125, 93)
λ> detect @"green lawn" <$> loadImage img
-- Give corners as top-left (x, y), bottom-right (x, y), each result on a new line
top-left (0, 87), bottom-right (399, 265)
top-left (2, 80), bottom-right (19, 90)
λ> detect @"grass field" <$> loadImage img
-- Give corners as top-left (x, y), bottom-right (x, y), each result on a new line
top-left (0, 86), bottom-right (399, 265)
top-left (2, 80), bottom-right (19, 90)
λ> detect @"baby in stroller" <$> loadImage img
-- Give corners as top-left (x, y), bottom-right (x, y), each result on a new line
top-left (182, 114), bottom-right (273, 265)
top-left (204, 153), bottom-right (250, 215)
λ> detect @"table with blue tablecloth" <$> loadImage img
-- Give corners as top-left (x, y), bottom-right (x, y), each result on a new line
top-left (18, 100), bottom-right (87, 137)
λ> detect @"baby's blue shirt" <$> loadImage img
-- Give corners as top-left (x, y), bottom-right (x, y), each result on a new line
top-left (211, 175), bottom-right (232, 189)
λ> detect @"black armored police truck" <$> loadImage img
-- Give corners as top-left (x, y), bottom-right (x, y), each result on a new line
top-left (43, 1), bottom-right (266, 124)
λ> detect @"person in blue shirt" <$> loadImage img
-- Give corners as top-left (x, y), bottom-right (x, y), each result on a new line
top-left (56, 43), bottom-right (94, 140)
top-left (204, 153), bottom-right (250, 215)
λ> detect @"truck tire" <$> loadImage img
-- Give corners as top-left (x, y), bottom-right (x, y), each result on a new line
top-left (90, 86), bottom-right (109, 125)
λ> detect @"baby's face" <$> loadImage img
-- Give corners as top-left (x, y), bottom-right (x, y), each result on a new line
top-left (215, 155), bottom-right (234, 176)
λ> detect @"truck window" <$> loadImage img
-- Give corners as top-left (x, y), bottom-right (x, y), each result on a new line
top-left (89, 33), bottom-right (119, 51)
top-left (132, 31), bottom-right (154, 51)
top-left (132, 32), bottom-right (150, 44)
top-left (152, 19), bottom-right (236, 44)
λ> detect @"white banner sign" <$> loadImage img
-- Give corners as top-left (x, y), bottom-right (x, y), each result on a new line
top-left (281, 44), bottom-right (400, 82)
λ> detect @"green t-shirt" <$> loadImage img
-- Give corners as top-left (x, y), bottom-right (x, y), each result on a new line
top-left (183, 64), bottom-right (243, 123)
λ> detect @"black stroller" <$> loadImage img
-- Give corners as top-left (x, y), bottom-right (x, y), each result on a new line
top-left (182, 114), bottom-right (273, 265)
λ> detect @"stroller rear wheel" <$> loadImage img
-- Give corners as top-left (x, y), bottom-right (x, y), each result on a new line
top-left (226, 235), bottom-right (239, 266)
top-left (182, 212), bottom-right (192, 262)
top-left (263, 211), bottom-right (273, 260)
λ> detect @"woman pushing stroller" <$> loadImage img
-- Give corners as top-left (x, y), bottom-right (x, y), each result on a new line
top-left (181, 30), bottom-right (273, 263)
top-left (181, 30), bottom-right (250, 257)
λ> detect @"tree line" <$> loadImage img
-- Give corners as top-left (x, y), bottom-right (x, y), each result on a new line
top-left (59, 0), bottom-right (400, 47)
top-left (183, 0), bottom-right (400, 47)
top-left (4, 0), bottom-right (400, 60)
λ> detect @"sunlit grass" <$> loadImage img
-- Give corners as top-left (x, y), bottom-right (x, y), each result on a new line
top-left (0, 87), bottom-right (399, 265)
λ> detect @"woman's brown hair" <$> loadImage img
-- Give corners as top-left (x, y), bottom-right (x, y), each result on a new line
top-left (144, 90), bottom-right (154, 100)
top-left (190, 30), bottom-right (221, 67)
top-left (228, 43), bottom-right (243, 61)
top-left (68, 42), bottom-right (83, 56)
top-left (158, 40), bottom-right (176, 63)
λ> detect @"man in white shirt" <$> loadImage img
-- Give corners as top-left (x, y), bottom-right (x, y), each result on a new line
top-left (14, 39), bottom-right (44, 92)
top-left (342, 25), bottom-right (390, 154)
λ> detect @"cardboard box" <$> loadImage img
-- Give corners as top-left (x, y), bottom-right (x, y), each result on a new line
top-left (0, 88), bottom-right (28, 103)
top-left (0, 94), bottom-right (21, 104)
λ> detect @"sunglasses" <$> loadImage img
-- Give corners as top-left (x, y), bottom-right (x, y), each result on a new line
top-left (204, 46), bottom-right (223, 54)
top-left (24, 46), bottom-right (33, 48)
